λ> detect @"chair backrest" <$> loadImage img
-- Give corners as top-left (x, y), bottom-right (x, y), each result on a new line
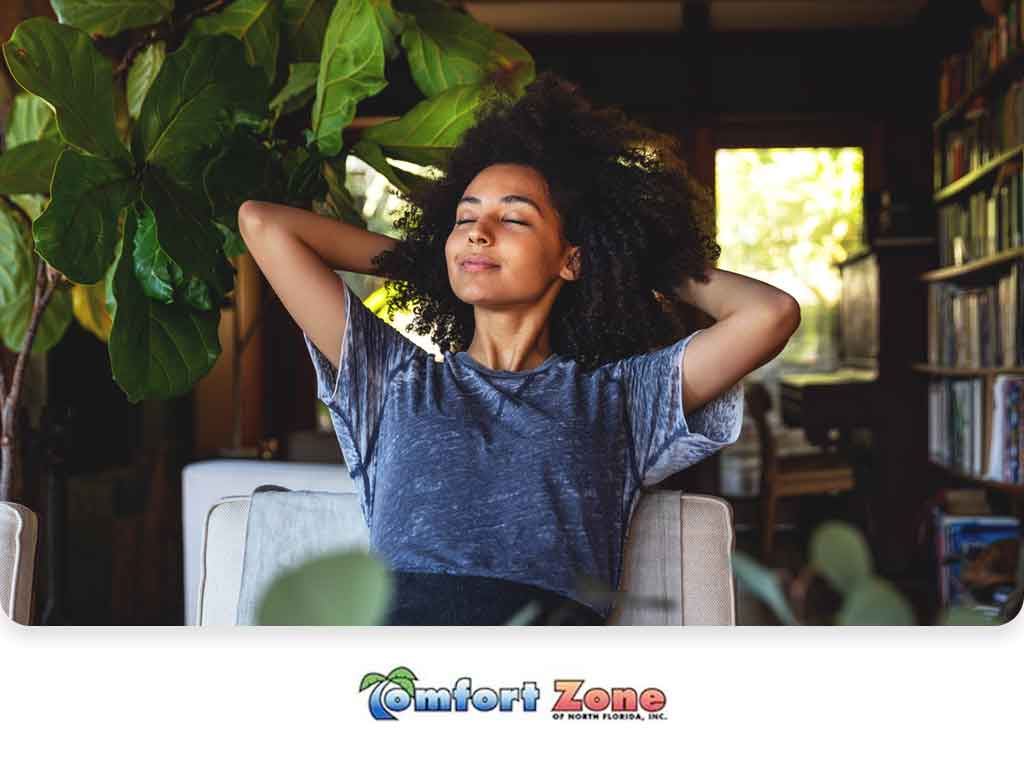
top-left (745, 380), bottom-right (776, 481)
top-left (197, 489), bottom-right (737, 626)
top-left (181, 459), bottom-right (359, 626)
top-left (0, 502), bottom-right (39, 625)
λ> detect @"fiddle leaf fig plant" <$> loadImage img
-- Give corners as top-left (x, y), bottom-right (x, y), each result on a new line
top-left (0, 0), bottom-right (536, 502)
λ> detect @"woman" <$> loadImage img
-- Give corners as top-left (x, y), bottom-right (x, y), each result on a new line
top-left (238, 71), bottom-right (800, 625)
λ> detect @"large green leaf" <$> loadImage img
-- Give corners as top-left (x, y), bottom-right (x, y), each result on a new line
top-left (0, 199), bottom-right (72, 354)
top-left (132, 34), bottom-right (268, 173)
top-left (141, 166), bottom-right (235, 303)
top-left (371, 0), bottom-right (407, 61)
top-left (151, 142), bottom-right (223, 212)
top-left (836, 577), bottom-right (916, 626)
top-left (132, 202), bottom-right (183, 304)
top-left (269, 61), bottom-right (319, 118)
top-left (311, 0), bottom-right (387, 157)
top-left (126, 41), bottom-right (166, 121)
top-left (731, 550), bottom-right (798, 625)
top-left (282, 0), bottom-right (334, 62)
top-left (809, 521), bottom-right (874, 596)
top-left (3, 17), bottom-right (132, 167)
top-left (187, 0), bottom-right (282, 87)
top-left (4, 92), bottom-right (61, 149)
top-left (33, 148), bottom-right (139, 284)
top-left (50, 0), bottom-right (174, 39)
top-left (109, 206), bottom-right (221, 403)
top-left (396, 0), bottom-right (533, 98)
top-left (256, 550), bottom-right (394, 626)
top-left (0, 139), bottom-right (63, 195)
top-left (202, 125), bottom-right (286, 220)
top-left (360, 83), bottom-right (493, 167)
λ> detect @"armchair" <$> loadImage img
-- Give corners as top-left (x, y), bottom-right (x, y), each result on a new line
top-left (1, 502), bottom-right (39, 625)
top-left (195, 486), bottom-right (738, 626)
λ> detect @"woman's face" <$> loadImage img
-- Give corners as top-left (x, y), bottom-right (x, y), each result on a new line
top-left (445, 163), bottom-right (579, 308)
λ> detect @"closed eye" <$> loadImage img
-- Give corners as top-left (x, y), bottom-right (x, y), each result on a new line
top-left (456, 219), bottom-right (527, 225)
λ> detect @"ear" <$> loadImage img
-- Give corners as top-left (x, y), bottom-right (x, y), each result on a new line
top-left (559, 245), bottom-right (582, 282)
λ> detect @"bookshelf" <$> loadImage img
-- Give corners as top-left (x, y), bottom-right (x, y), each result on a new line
top-left (926, 2), bottom-right (1024, 510)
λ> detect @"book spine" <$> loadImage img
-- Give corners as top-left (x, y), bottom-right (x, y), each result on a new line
top-left (1008, 379), bottom-right (1021, 483)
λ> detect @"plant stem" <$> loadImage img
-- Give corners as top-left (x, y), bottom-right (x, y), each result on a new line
top-left (1, 260), bottom-right (62, 502)
top-left (112, 0), bottom-right (230, 77)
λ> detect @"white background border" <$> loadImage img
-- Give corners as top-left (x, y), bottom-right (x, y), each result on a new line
top-left (2, 619), bottom-right (1022, 765)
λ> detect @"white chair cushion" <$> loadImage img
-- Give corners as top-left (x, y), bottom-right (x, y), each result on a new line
top-left (197, 489), bottom-right (736, 626)
top-left (0, 502), bottom-right (39, 626)
top-left (235, 489), bottom-right (370, 624)
top-left (182, 459), bottom-right (356, 624)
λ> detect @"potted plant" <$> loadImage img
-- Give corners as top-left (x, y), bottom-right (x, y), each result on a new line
top-left (0, 0), bottom-right (536, 505)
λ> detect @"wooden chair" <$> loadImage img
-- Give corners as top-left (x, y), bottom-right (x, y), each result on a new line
top-left (745, 381), bottom-right (856, 559)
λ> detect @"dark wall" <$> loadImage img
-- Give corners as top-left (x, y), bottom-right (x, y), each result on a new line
top-left (365, 24), bottom-right (938, 118)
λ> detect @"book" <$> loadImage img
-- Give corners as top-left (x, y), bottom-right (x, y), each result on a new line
top-left (932, 508), bottom-right (1020, 608)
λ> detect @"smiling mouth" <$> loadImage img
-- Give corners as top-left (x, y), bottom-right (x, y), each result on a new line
top-left (461, 259), bottom-right (499, 271)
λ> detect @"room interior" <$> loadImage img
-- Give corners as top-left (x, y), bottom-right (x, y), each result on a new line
top-left (2, 0), bottom-right (1021, 627)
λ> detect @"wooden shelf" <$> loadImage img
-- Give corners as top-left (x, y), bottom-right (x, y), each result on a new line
top-left (919, 248), bottom-right (1024, 282)
top-left (912, 363), bottom-right (1024, 377)
top-left (929, 460), bottom-right (1024, 495)
top-left (934, 48), bottom-right (1024, 131)
top-left (933, 145), bottom-right (1024, 203)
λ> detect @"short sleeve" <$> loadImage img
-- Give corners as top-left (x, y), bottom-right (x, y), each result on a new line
top-left (611, 328), bottom-right (745, 487)
top-left (302, 280), bottom-right (423, 495)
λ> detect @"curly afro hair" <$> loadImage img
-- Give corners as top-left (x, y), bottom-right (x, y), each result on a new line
top-left (370, 69), bottom-right (721, 371)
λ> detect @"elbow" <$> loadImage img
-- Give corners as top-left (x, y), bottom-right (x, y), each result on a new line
top-left (771, 295), bottom-right (801, 341)
top-left (237, 200), bottom-right (273, 241)
top-left (236, 198), bottom-right (264, 234)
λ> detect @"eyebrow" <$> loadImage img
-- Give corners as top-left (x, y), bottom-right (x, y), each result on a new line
top-left (457, 194), bottom-right (544, 217)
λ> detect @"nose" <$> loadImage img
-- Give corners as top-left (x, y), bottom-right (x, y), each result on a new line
top-left (467, 218), bottom-right (491, 245)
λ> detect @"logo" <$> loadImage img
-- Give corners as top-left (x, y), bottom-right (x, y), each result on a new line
top-left (358, 666), bottom-right (541, 721)
top-left (550, 679), bottom-right (668, 721)
top-left (359, 667), bottom-right (668, 722)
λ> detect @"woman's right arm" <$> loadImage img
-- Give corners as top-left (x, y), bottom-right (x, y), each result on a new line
top-left (236, 200), bottom-right (401, 370)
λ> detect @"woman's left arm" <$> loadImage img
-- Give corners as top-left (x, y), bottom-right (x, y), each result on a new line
top-left (672, 267), bottom-right (801, 414)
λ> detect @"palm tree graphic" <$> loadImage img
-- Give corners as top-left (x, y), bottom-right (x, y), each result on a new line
top-left (359, 666), bottom-right (418, 720)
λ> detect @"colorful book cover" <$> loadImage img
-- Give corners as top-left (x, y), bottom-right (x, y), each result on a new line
top-left (936, 513), bottom-right (1020, 608)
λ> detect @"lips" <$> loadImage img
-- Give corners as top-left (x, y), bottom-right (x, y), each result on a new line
top-left (460, 255), bottom-right (499, 269)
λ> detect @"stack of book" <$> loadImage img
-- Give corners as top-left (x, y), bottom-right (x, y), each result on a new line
top-left (938, 2), bottom-right (1023, 116)
top-left (936, 162), bottom-right (1022, 266)
top-left (936, 86), bottom-right (1024, 188)
top-left (926, 263), bottom-right (1021, 367)
top-left (927, 374), bottom-right (1024, 483)
top-left (936, 2), bottom-right (1024, 190)
top-left (928, 378), bottom-right (985, 476)
top-left (930, 489), bottom-right (1020, 618)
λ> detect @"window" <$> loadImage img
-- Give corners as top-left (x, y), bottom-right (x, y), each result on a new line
top-left (714, 147), bottom-right (865, 499)
top-left (714, 147), bottom-right (865, 377)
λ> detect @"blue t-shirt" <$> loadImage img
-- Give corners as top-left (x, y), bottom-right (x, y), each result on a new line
top-left (303, 281), bottom-right (744, 618)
